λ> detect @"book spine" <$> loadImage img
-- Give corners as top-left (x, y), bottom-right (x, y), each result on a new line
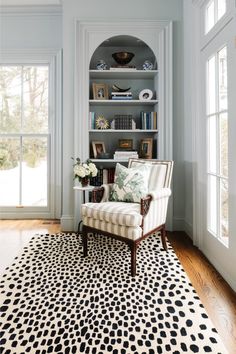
top-left (89, 112), bottom-right (95, 129)
top-left (103, 169), bottom-right (108, 185)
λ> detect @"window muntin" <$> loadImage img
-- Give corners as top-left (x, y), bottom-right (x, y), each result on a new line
top-left (206, 46), bottom-right (228, 245)
top-left (207, 55), bottom-right (216, 114)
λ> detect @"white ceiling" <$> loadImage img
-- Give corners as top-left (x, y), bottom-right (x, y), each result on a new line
top-left (0, 0), bottom-right (61, 5)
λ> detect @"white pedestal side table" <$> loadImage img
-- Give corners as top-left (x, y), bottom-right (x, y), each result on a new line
top-left (73, 185), bottom-right (95, 233)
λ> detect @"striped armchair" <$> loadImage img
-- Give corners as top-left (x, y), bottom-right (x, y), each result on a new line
top-left (81, 158), bottom-right (173, 276)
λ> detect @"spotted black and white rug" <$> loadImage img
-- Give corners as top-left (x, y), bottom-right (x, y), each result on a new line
top-left (0, 233), bottom-right (228, 354)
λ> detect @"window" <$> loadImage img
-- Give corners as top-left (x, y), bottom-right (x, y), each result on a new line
top-left (0, 65), bottom-right (49, 207)
top-left (206, 46), bottom-right (228, 245)
top-left (205, 0), bottom-right (226, 33)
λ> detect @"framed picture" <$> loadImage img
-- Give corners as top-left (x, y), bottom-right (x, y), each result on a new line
top-left (92, 141), bottom-right (106, 158)
top-left (95, 115), bottom-right (109, 129)
top-left (118, 139), bottom-right (133, 150)
top-left (139, 89), bottom-right (153, 101)
top-left (140, 138), bottom-right (153, 159)
top-left (92, 83), bottom-right (109, 100)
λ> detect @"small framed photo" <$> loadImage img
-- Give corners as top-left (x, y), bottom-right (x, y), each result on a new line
top-left (92, 141), bottom-right (106, 158)
top-left (118, 139), bottom-right (133, 150)
top-left (140, 138), bottom-right (153, 159)
top-left (92, 83), bottom-right (109, 100)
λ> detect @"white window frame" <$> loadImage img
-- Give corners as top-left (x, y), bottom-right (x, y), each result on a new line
top-left (206, 46), bottom-right (229, 245)
top-left (0, 49), bottom-right (62, 219)
top-left (204, 0), bottom-right (227, 34)
top-left (200, 0), bottom-right (234, 49)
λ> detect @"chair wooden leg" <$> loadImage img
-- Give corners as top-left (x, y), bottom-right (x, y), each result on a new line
top-left (160, 225), bottom-right (168, 251)
top-left (131, 242), bottom-right (137, 277)
top-left (82, 226), bottom-right (88, 257)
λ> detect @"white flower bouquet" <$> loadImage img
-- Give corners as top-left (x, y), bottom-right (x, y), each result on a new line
top-left (73, 157), bottom-right (98, 185)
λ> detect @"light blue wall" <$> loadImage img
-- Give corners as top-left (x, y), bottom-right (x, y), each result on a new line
top-left (62, 0), bottom-right (186, 231)
top-left (0, 6), bottom-right (62, 49)
top-left (0, 1), bottom-right (189, 232)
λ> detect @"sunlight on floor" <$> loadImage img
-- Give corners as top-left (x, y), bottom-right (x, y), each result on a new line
top-left (0, 219), bottom-right (61, 276)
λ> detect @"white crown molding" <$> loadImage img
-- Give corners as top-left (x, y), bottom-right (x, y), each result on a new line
top-left (0, 48), bottom-right (62, 62)
top-left (0, 5), bottom-right (62, 15)
top-left (0, 0), bottom-right (61, 5)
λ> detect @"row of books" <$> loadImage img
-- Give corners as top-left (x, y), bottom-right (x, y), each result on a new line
top-left (90, 168), bottom-right (115, 186)
top-left (140, 111), bottom-right (157, 130)
top-left (113, 150), bottom-right (139, 160)
top-left (89, 112), bottom-right (157, 130)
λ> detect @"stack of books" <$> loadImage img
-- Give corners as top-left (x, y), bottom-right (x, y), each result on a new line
top-left (113, 150), bottom-right (139, 161)
top-left (110, 65), bottom-right (136, 71)
top-left (112, 115), bottom-right (135, 130)
top-left (111, 92), bottom-right (133, 100)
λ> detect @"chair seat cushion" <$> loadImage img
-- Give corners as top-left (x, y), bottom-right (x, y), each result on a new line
top-left (83, 216), bottom-right (142, 241)
top-left (81, 201), bottom-right (142, 227)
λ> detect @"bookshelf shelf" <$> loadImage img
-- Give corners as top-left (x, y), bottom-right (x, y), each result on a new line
top-left (91, 159), bottom-right (130, 163)
top-left (90, 69), bottom-right (158, 79)
top-left (89, 129), bottom-right (158, 133)
top-left (89, 99), bottom-right (158, 106)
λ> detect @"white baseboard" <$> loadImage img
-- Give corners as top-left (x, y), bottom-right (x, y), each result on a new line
top-left (201, 249), bottom-right (236, 293)
top-left (172, 217), bottom-right (185, 231)
top-left (60, 215), bottom-right (74, 232)
top-left (184, 220), bottom-right (193, 239)
top-left (172, 217), bottom-right (193, 239)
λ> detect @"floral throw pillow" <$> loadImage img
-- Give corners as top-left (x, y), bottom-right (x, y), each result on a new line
top-left (109, 163), bottom-right (151, 203)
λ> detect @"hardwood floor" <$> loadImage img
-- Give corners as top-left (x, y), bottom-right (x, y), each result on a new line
top-left (0, 219), bottom-right (61, 276)
top-left (168, 231), bottom-right (236, 354)
top-left (0, 221), bottom-right (235, 353)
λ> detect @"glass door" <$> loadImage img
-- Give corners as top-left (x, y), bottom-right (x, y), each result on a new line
top-left (199, 16), bottom-right (236, 287)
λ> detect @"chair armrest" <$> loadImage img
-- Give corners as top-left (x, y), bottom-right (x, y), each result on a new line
top-left (91, 183), bottom-right (114, 202)
top-left (148, 188), bottom-right (171, 200)
top-left (140, 188), bottom-right (171, 216)
top-left (140, 195), bottom-right (152, 216)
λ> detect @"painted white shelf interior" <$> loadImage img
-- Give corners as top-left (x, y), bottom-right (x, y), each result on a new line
top-left (89, 34), bottom-right (159, 161)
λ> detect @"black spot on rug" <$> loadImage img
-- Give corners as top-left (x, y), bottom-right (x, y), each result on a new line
top-left (0, 233), bottom-right (228, 354)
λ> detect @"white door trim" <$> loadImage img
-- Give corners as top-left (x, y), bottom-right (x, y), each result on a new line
top-left (0, 49), bottom-right (62, 219)
top-left (72, 19), bottom-right (173, 232)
